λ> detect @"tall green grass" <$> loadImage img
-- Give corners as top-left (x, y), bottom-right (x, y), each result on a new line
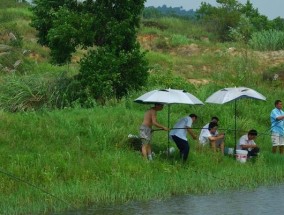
top-left (0, 98), bottom-right (283, 214)
top-left (0, 72), bottom-right (72, 111)
top-left (249, 30), bottom-right (284, 51)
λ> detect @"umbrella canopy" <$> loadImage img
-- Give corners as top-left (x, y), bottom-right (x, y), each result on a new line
top-left (205, 87), bottom-right (266, 104)
top-left (134, 89), bottom-right (203, 150)
top-left (205, 86), bottom-right (266, 147)
top-left (134, 89), bottom-right (204, 105)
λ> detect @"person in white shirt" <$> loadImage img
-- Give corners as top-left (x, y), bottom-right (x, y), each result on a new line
top-left (199, 122), bottom-right (225, 154)
top-left (199, 116), bottom-right (219, 142)
top-left (237, 129), bottom-right (260, 157)
top-left (170, 114), bottom-right (198, 162)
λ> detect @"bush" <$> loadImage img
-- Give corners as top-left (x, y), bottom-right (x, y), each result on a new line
top-left (148, 69), bottom-right (195, 91)
top-left (170, 34), bottom-right (189, 47)
top-left (249, 29), bottom-right (284, 51)
top-left (75, 46), bottom-right (149, 106)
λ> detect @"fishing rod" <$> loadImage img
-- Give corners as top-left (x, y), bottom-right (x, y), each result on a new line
top-left (152, 127), bottom-right (230, 132)
top-left (0, 168), bottom-right (75, 209)
top-left (152, 127), bottom-right (283, 137)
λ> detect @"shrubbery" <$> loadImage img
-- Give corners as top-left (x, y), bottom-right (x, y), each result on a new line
top-left (249, 29), bottom-right (284, 51)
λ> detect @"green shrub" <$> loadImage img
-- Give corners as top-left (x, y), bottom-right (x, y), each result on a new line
top-left (76, 46), bottom-right (149, 106)
top-left (170, 34), bottom-right (189, 47)
top-left (148, 69), bottom-right (195, 91)
top-left (249, 30), bottom-right (284, 51)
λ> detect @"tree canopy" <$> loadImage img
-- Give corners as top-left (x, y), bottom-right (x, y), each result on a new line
top-left (196, 0), bottom-right (284, 42)
top-left (30, 0), bottom-right (149, 105)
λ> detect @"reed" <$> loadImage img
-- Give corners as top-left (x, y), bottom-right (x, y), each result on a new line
top-left (249, 29), bottom-right (284, 51)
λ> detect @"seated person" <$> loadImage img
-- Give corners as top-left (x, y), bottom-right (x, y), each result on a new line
top-left (199, 122), bottom-right (225, 154)
top-left (199, 116), bottom-right (219, 139)
top-left (237, 129), bottom-right (260, 157)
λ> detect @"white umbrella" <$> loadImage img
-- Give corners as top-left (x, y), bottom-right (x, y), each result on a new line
top-left (135, 89), bottom-right (203, 149)
top-left (205, 86), bottom-right (266, 147)
top-left (134, 89), bottom-right (204, 105)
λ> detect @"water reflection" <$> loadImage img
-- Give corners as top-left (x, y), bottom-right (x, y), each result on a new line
top-left (60, 184), bottom-right (284, 215)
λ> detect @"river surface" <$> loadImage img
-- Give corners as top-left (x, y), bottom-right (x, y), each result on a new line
top-left (57, 183), bottom-right (284, 215)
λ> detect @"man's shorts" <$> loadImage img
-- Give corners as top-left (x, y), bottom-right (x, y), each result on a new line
top-left (215, 138), bottom-right (224, 147)
top-left (139, 125), bottom-right (152, 144)
top-left (271, 133), bottom-right (284, 146)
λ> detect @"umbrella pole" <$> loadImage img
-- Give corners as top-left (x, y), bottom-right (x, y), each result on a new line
top-left (234, 100), bottom-right (237, 150)
top-left (167, 105), bottom-right (170, 157)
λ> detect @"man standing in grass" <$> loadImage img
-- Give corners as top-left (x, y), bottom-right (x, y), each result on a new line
top-left (169, 114), bottom-right (198, 162)
top-left (237, 129), bottom-right (260, 157)
top-left (199, 122), bottom-right (225, 154)
top-left (270, 100), bottom-right (284, 154)
top-left (140, 103), bottom-right (169, 160)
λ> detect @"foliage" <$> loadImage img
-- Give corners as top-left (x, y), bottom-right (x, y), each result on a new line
top-left (0, 73), bottom-right (73, 111)
top-left (249, 29), bottom-right (284, 51)
top-left (196, 0), bottom-right (283, 42)
top-left (147, 69), bottom-right (194, 90)
top-left (229, 14), bottom-right (254, 44)
top-left (196, 0), bottom-right (242, 41)
top-left (75, 46), bottom-right (149, 106)
top-left (143, 6), bottom-right (163, 19)
top-left (239, 0), bottom-right (270, 32)
top-left (143, 5), bottom-right (196, 19)
top-left (45, 7), bottom-right (94, 64)
top-left (30, 0), bottom-right (149, 103)
top-left (270, 17), bottom-right (284, 31)
top-left (170, 34), bottom-right (190, 47)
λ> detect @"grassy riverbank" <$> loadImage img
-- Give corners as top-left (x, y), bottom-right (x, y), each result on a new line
top-left (1, 1), bottom-right (284, 214)
top-left (1, 93), bottom-right (284, 214)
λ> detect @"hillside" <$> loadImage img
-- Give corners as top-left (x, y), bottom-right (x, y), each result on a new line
top-left (138, 19), bottom-right (284, 85)
top-left (1, 2), bottom-right (284, 86)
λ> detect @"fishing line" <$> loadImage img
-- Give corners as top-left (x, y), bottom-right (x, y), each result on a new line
top-left (0, 168), bottom-right (75, 209)
top-left (153, 127), bottom-right (281, 137)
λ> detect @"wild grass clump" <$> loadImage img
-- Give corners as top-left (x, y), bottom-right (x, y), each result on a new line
top-left (147, 69), bottom-right (195, 90)
top-left (170, 34), bottom-right (190, 47)
top-left (0, 73), bottom-right (73, 111)
top-left (249, 30), bottom-right (284, 51)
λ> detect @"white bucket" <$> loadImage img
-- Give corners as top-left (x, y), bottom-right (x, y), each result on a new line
top-left (227, 147), bottom-right (234, 155)
top-left (235, 150), bottom-right (248, 163)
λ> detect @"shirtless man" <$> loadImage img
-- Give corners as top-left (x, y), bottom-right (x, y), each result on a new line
top-left (140, 103), bottom-right (169, 160)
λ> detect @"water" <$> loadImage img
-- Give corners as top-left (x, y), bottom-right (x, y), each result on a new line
top-left (59, 184), bottom-right (284, 215)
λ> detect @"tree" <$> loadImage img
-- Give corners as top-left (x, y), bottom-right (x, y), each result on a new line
top-left (196, 0), bottom-right (274, 42)
top-left (270, 17), bottom-right (284, 31)
top-left (30, 0), bottom-right (149, 104)
top-left (239, 0), bottom-right (270, 32)
top-left (196, 0), bottom-right (242, 41)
